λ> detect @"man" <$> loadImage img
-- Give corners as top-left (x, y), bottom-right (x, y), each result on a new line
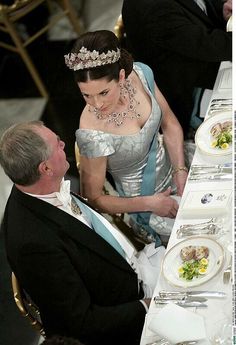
top-left (122, 0), bottom-right (232, 136)
top-left (0, 121), bottom-right (164, 345)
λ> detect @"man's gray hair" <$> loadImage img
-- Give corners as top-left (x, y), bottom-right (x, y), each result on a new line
top-left (0, 121), bottom-right (52, 185)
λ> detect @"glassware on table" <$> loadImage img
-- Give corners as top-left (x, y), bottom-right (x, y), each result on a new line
top-left (211, 323), bottom-right (232, 344)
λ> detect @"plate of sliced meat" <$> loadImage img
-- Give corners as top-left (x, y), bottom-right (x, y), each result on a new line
top-left (162, 237), bottom-right (224, 287)
top-left (195, 113), bottom-right (232, 156)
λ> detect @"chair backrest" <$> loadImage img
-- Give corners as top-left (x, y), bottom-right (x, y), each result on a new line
top-left (11, 272), bottom-right (46, 337)
top-left (0, 0), bottom-right (83, 98)
top-left (114, 14), bottom-right (126, 46)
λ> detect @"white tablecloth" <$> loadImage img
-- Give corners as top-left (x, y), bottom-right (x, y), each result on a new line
top-left (140, 61), bottom-right (233, 345)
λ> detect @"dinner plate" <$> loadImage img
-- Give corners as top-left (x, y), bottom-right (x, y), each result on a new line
top-left (162, 237), bottom-right (224, 288)
top-left (195, 113), bottom-right (232, 156)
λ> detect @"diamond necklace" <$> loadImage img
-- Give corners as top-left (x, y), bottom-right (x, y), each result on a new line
top-left (92, 79), bottom-right (141, 126)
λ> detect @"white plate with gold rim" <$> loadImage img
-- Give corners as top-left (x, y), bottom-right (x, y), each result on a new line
top-left (162, 237), bottom-right (224, 288)
top-left (195, 113), bottom-right (232, 156)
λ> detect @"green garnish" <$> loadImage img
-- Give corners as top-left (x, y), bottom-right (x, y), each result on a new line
top-left (178, 258), bottom-right (208, 281)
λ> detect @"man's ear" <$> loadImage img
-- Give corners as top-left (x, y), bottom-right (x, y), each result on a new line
top-left (39, 161), bottom-right (53, 176)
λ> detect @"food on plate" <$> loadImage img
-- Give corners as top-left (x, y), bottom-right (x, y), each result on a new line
top-left (180, 245), bottom-right (196, 261)
top-left (210, 120), bottom-right (232, 150)
top-left (178, 246), bottom-right (209, 281)
top-left (221, 120), bottom-right (232, 131)
top-left (195, 246), bottom-right (209, 260)
top-left (210, 122), bottom-right (222, 138)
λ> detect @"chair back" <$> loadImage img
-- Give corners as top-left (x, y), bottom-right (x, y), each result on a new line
top-left (114, 14), bottom-right (125, 41)
top-left (0, 0), bottom-right (83, 98)
top-left (11, 272), bottom-right (46, 337)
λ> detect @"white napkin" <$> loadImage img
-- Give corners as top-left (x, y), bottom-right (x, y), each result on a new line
top-left (148, 303), bottom-right (206, 344)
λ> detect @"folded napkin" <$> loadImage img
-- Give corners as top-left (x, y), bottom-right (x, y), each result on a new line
top-left (148, 303), bottom-right (206, 344)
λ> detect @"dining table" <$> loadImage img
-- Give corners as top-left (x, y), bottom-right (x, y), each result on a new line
top-left (140, 60), bottom-right (233, 345)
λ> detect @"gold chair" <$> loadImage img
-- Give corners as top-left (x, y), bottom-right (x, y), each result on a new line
top-left (11, 272), bottom-right (45, 337)
top-left (74, 142), bottom-right (145, 251)
top-left (114, 14), bottom-right (125, 42)
top-left (0, 0), bottom-right (83, 98)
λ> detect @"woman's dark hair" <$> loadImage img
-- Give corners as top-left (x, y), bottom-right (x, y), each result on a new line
top-left (71, 30), bottom-right (133, 83)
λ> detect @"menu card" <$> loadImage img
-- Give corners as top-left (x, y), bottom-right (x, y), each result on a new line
top-left (180, 189), bottom-right (232, 217)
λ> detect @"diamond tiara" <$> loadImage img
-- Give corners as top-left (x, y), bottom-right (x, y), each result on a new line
top-left (64, 46), bottom-right (121, 71)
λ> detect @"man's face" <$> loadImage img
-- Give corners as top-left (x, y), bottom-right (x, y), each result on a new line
top-left (38, 126), bottom-right (70, 179)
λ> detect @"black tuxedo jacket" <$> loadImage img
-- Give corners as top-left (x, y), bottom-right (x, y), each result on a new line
top-left (2, 185), bottom-right (145, 345)
top-left (122, 0), bottom-right (232, 135)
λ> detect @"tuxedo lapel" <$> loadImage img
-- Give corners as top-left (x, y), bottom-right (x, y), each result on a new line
top-left (176, 0), bottom-right (213, 24)
top-left (12, 186), bottom-right (132, 273)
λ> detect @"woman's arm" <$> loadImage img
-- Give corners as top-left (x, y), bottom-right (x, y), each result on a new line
top-left (79, 155), bottom-right (178, 217)
top-left (154, 84), bottom-right (188, 196)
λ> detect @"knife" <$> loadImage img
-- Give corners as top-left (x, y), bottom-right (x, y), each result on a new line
top-left (189, 173), bottom-right (232, 181)
top-left (154, 300), bottom-right (207, 308)
top-left (190, 165), bottom-right (232, 174)
top-left (154, 296), bottom-right (207, 303)
top-left (211, 98), bottom-right (232, 103)
top-left (209, 103), bottom-right (232, 108)
top-left (211, 98), bottom-right (232, 105)
top-left (159, 290), bottom-right (226, 298)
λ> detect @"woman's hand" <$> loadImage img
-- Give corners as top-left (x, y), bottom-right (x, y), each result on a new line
top-left (148, 188), bottom-right (179, 218)
top-left (173, 170), bottom-right (188, 196)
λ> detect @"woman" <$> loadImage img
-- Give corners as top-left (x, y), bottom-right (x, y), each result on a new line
top-left (64, 30), bottom-right (189, 245)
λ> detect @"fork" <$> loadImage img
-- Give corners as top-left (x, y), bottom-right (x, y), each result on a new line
top-left (176, 223), bottom-right (223, 238)
top-left (223, 255), bottom-right (232, 284)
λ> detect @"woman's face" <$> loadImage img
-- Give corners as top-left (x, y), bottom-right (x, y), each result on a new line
top-left (78, 70), bottom-right (125, 115)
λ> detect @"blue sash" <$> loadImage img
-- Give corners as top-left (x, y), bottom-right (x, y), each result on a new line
top-left (116, 62), bottom-right (161, 247)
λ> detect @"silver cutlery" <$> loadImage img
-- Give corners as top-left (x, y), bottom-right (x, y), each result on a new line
top-left (209, 104), bottom-right (232, 110)
top-left (154, 299), bottom-right (207, 308)
top-left (208, 108), bottom-right (232, 115)
top-left (211, 98), bottom-right (232, 103)
top-left (147, 340), bottom-right (197, 345)
top-left (188, 173), bottom-right (232, 181)
top-left (159, 290), bottom-right (226, 299)
top-left (176, 224), bottom-right (223, 238)
top-left (179, 218), bottom-right (221, 228)
top-left (176, 218), bottom-right (225, 238)
top-left (190, 164), bottom-right (232, 174)
top-left (154, 295), bottom-right (208, 307)
top-left (223, 256), bottom-right (232, 284)
top-left (154, 296), bottom-right (207, 303)
top-left (210, 100), bottom-right (232, 106)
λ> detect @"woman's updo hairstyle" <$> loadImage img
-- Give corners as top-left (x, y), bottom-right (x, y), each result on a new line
top-left (72, 30), bottom-right (133, 83)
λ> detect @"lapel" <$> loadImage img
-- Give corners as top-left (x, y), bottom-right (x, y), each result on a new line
top-left (175, 0), bottom-right (215, 25)
top-left (12, 186), bottom-right (133, 273)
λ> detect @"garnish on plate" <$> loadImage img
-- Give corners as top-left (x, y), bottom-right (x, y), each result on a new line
top-left (210, 120), bottom-right (232, 150)
top-left (178, 246), bottom-right (209, 281)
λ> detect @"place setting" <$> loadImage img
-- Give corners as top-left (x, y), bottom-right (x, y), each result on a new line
top-left (188, 163), bottom-right (232, 182)
top-left (160, 236), bottom-right (225, 289)
top-left (175, 217), bottom-right (228, 239)
top-left (194, 113), bottom-right (232, 157)
top-left (207, 98), bottom-right (232, 117)
top-left (143, 240), bottom-right (229, 345)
